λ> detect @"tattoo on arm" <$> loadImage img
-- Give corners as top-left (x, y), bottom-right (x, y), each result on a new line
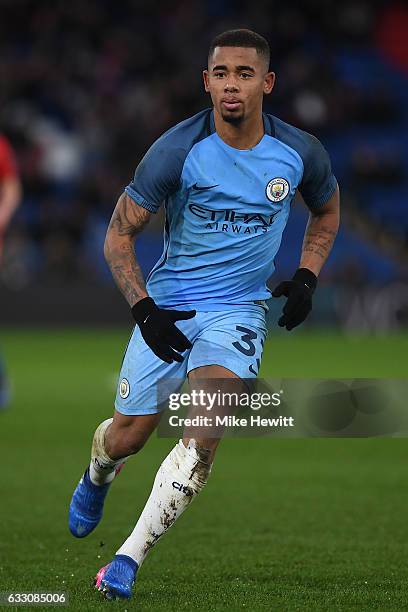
top-left (107, 192), bottom-right (150, 237)
top-left (104, 193), bottom-right (152, 307)
top-left (302, 224), bottom-right (337, 261)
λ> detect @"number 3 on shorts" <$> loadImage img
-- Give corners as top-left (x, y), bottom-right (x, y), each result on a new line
top-left (232, 325), bottom-right (265, 375)
top-left (232, 325), bottom-right (258, 356)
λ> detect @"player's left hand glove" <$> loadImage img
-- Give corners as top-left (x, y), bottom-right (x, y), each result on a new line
top-left (272, 268), bottom-right (317, 331)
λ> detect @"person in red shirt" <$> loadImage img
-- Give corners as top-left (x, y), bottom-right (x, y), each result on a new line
top-left (0, 135), bottom-right (21, 261)
top-left (0, 134), bottom-right (22, 408)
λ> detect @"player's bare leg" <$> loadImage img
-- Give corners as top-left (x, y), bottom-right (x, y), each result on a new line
top-left (96, 365), bottom-right (244, 600)
top-left (69, 412), bottom-right (160, 538)
top-left (104, 411), bottom-right (162, 459)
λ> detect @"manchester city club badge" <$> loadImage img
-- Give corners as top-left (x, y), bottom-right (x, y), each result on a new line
top-left (265, 177), bottom-right (290, 202)
top-left (119, 378), bottom-right (130, 399)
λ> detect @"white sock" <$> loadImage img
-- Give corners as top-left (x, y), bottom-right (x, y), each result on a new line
top-left (89, 418), bottom-right (129, 486)
top-left (116, 439), bottom-right (212, 565)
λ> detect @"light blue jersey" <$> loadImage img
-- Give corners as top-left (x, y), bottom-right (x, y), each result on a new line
top-left (125, 109), bottom-right (337, 311)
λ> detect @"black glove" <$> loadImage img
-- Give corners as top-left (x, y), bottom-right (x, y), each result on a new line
top-left (272, 268), bottom-right (317, 331)
top-left (131, 297), bottom-right (196, 363)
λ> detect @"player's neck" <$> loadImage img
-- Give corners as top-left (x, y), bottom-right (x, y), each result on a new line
top-left (213, 110), bottom-right (265, 150)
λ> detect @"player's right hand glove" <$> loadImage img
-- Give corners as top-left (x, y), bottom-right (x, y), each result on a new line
top-left (131, 297), bottom-right (196, 364)
top-left (272, 268), bottom-right (317, 331)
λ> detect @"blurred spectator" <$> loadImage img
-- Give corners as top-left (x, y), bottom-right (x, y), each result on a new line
top-left (376, 3), bottom-right (408, 75)
top-left (0, 132), bottom-right (21, 407)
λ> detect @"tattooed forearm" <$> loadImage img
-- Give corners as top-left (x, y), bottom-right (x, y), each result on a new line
top-left (104, 193), bottom-right (151, 306)
top-left (300, 210), bottom-right (339, 275)
top-left (299, 186), bottom-right (340, 275)
top-left (302, 225), bottom-right (337, 260)
top-left (109, 242), bottom-right (147, 307)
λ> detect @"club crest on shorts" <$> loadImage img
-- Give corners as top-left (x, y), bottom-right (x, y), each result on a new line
top-left (119, 378), bottom-right (130, 399)
top-left (265, 177), bottom-right (290, 202)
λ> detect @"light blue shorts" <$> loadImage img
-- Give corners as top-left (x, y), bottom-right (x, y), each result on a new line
top-left (115, 305), bottom-right (268, 415)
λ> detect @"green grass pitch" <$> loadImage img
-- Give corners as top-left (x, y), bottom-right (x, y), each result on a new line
top-left (0, 329), bottom-right (407, 611)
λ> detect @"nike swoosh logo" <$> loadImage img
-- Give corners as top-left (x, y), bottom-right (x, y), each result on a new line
top-left (192, 183), bottom-right (219, 191)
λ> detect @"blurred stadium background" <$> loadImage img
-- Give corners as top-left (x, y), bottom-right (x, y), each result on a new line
top-left (1, 2), bottom-right (408, 610)
top-left (1, 0), bottom-right (408, 330)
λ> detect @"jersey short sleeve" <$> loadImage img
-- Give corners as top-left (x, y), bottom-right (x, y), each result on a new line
top-left (125, 140), bottom-right (186, 213)
top-left (270, 115), bottom-right (338, 211)
top-left (298, 133), bottom-right (337, 210)
top-left (124, 110), bottom-right (211, 213)
top-left (0, 136), bottom-right (18, 180)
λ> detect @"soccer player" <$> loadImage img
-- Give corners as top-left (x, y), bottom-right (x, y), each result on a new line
top-left (0, 133), bottom-right (21, 408)
top-left (69, 29), bottom-right (340, 600)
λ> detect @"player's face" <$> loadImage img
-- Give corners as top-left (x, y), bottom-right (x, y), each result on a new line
top-left (203, 46), bottom-right (275, 125)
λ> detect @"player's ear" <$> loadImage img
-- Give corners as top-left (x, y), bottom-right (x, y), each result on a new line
top-left (263, 71), bottom-right (275, 95)
top-left (203, 70), bottom-right (210, 93)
